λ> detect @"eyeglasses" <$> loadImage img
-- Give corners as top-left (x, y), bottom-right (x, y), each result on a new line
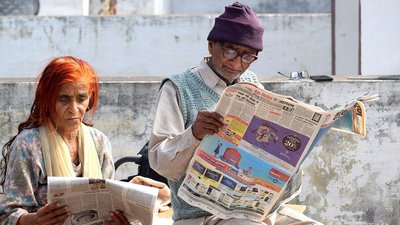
top-left (218, 43), bottom-right (258, 64)
top-left (277, 70), bottom-right (309, 80)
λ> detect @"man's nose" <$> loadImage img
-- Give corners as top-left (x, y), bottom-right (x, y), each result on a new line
top-left (230, 56), bottom-right (243, 69)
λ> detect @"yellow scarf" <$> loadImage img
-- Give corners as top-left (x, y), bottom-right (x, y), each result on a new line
top-left (39, 123), bottom-right (102, 178)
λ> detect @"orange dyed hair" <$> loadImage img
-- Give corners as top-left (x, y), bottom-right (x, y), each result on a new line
top-left (33, 56), bottom-right (99, 128)
top-left (1, 56), bottom-right (99, 187)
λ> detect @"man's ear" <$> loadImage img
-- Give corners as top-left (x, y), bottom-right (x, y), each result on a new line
top-left (208, 41), bottom-right (214, 54)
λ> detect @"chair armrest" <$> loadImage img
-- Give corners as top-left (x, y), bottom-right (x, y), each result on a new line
top-left (114, 156), bottom-right (142, 171)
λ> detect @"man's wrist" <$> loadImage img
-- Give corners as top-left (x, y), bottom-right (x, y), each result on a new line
top-left (191, 125), bottom-right (202, 140)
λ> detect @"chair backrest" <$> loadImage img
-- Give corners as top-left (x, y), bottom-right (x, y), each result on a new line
top-left (136, 141), bottom-right (169, 186)
top-left (116, 141), bottom-right (169, 186)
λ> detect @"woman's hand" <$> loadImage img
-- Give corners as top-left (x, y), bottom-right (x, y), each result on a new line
top-left (104, 210), bottom-right (130, 225)
top-left (130, 176), bottom-right (171, 211)
top-left (18, 202), bottom-right (70, 225)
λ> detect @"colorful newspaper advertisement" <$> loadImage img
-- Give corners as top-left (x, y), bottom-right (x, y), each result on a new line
top-left (177, 83), bottom-right (377, 222)
top-left (47, 176), bottom-right (159, 225)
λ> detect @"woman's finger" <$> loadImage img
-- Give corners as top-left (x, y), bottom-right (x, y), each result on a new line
top-left (116, 210), bottom-right (131, 225)
top-left (110, 210), bottom-right (131, 225)
top-left (35, 203), bottom-right (69, 225)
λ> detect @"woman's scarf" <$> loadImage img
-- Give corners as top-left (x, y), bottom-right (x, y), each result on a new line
top-left (39, 123), bottom-right (102, 178)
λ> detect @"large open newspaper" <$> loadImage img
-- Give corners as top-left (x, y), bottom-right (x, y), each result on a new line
top-left (47, 177), bottom-right (158, 225)
top-left (178, 83), bottom-right (377, 222)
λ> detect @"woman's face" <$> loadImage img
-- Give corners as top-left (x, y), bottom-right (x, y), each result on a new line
top-left (51, 82), bottom-right (90, 134)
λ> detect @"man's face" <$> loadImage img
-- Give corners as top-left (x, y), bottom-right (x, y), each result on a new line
top-left (208, 41), bottom-right (258, 83)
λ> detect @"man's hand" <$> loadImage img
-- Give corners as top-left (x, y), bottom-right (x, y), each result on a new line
top-left (130, 176), bottom-right (171, 212)
top-left (192, 111), bottom-right (226, 140)
top-left (18, 202), bottom-right (70, 225)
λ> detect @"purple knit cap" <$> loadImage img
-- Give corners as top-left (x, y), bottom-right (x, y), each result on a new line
top-left (207, 2), bottom-right (264, 51)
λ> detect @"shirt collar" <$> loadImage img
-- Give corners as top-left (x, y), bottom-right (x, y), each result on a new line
top-left (197, 58), bottom-right (222, 89)
top-left (198, 57), bottom-right (244, 90)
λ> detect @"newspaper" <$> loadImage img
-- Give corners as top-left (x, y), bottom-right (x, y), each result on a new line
top-left (47, 176), bottom-right (159, 225)
top-left (177, 83), bottom-right (378, 222)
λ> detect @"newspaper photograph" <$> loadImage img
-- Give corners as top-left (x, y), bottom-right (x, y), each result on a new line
top-left (47, 176), bottom-right (159, 225)
top-left (177, 83), bottom-right (377, 222)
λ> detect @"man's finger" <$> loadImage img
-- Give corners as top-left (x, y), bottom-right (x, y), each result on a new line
top-left (198, 111), bottom-right (224, 124)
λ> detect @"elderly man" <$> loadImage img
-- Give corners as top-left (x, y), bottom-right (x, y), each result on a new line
top-left (148, 2), bottom-right (322, 225)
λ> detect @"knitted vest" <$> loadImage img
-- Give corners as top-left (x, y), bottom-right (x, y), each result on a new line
top-left (163, 68), bottom-right (300, 221)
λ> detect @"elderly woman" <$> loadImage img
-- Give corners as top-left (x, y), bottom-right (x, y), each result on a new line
top-left (0, 56), bottom-right (130, 225)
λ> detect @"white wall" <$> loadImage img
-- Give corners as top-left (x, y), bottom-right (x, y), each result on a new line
top-left (333, 0), bottom-right (360, 75)
top-left (361, 0), bottom-right (400, 75)
top-left (1, 78), bottom-right (400, 225)
top-left (89, 0), bottom-right (162, 16)
top-left (38, 0), bottom-right (86, 16)
top-left (35, 0), bottom-right (330, 16)
top-left (168, 0), bottom-right (330, 14)
top-left (0, 14), bottom-right (331, 78)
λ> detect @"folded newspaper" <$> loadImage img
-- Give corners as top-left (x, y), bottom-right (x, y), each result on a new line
top-left (47, 177), bottom-right (159, 225)
top-left (177, 82), bottom-right (378, 222)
